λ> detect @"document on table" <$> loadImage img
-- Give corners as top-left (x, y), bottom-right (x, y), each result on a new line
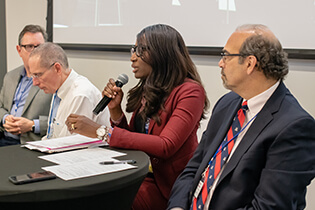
top-left (24, 134), bottom-right (108, 153)
top-left (40, 148), bottom-right (137, 181)
top-left (42, 160), bottom-right (136, 181)
top-left (39, 147), bottom-right (126, 165)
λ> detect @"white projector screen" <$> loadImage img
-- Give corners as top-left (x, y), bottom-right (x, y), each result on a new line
top-left (51, 0), bottom-right (315, 58)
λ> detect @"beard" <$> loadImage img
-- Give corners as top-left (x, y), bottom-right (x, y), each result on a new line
top-left (221, 71), bottom-right (231, 90)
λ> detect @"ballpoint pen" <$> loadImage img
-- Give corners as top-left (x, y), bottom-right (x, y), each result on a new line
top-left (99, 160), bottom-right (137, 165)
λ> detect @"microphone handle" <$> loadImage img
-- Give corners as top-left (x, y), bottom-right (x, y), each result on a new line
top-left (93, 96), bottom-right (111, 115)
top-left (92, 80), bottom-right (124, 115)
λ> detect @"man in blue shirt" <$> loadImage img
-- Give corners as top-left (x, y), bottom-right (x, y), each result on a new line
top-left (0, 25), bottom-right (52, 146)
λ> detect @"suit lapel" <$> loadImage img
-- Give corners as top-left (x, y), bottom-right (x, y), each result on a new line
top-left (217, 82), bottom-right (287, 186)
top-left (22, 86), bottom-right (39, 115)
top-left (206, 100), bottom-right (242, 161)
top-left (11, 67), bottom-right (39, 116)
top-left (7, 67), bottom-right (24, 110)
top-left (192, 97), bottom-right (243, 189)
top-left (218, 111), bottom-right (273, 184)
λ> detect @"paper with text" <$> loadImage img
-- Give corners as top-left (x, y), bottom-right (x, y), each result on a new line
top-left (40, 147), bottom-right (137, 180)
top-left (39, 147), bottom-right (126, 165)
top-left (42, 160), bottom-right (136, 181)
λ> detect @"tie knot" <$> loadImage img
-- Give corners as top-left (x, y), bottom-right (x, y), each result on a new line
top-left (242, 101), bottom-right (248, 111)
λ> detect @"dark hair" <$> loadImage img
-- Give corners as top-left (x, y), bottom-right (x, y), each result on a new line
top-left (237, 24), bottom-right (288, 80)
top-left (18, 24), bottom-right (48, 45)
top-left (126, 24), bottom-right (209, 125)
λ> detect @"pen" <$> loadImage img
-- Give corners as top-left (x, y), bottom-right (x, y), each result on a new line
top-left (99, 160), bottom-right (137, 165)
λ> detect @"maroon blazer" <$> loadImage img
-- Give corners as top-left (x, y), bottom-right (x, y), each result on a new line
top-left (109, 79), bottom-right (206, 199)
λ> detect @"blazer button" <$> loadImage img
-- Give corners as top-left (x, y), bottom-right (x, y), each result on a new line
top-left (152, 158), bottom-right (159, 164)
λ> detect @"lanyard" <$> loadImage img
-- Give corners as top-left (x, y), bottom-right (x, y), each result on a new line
top-left (145, 118), bottom-right (150, 134)
top-left (193, 112), bottom-right (258, 200)
top-left (207, 113), bottom-right (258, 166)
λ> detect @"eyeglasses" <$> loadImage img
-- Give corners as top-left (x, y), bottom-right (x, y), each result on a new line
top-left (220, 52), bottom-right (249, 62)
top-left (20, 44), bottom-right (40, 52)
top-left (130, 45), bottom-right (146, 57)
top-left (31, 62), bottom-right (57, 79)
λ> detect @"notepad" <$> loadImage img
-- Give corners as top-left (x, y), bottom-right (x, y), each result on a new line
top-left (24, 134), bottom-right (108, 153)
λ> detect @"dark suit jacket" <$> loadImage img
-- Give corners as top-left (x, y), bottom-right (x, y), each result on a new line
top-left (110, 79), bottom-right (205, 201)
top-left (168, 82), bottom-right (315, 210)
top-left (0, 66), bottom-right (52, 144)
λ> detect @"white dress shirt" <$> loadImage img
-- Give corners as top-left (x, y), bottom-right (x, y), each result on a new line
top-left (43, 69), bottom-right (110, 139)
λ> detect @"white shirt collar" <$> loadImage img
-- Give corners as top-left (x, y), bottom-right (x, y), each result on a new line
top-left (56, 69), bottom-right (77, 100)
top-left (246, 81), bottom-right (280, 116)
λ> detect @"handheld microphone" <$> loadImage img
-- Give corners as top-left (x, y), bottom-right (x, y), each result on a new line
top-left (93, 74), bottom-right (129, 115)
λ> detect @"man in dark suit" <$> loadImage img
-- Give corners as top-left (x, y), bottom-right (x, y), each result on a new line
top-left (168, 24), bottom-right (315, 210)
top-left (0, 25), bottom-right (52, 146)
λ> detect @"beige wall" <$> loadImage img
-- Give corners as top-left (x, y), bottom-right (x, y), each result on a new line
top-left (5, 0), bottom-right (315, 209)
top-left (5, 0), bottom-right (47, 71)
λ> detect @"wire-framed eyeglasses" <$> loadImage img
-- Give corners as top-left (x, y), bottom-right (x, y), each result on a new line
top-left (220, 52), bottom-right (249, 62)
top-left (30, 62), bottom-right (58, 79)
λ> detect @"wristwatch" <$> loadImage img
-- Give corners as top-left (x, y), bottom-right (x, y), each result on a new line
top-left (31, 125), bottom-right (35, 133)
top-left (96, 125), bottom-right (107, 140)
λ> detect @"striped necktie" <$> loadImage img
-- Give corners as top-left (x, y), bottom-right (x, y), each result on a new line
top-left (191, 101), bottom-right (248, 210)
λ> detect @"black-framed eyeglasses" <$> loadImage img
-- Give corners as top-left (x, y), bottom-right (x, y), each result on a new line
top-left (220, 52), bottom-right (249, 62)
top-left (30, 62), bottom-right (58, 79)
top-left (20, 44), bottom-right (40, 52)
top-left (130, 45), bottom-right (146, 57)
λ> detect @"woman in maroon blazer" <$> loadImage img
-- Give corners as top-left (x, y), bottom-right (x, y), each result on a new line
top-left (66, 24), bottom-right (209, 209)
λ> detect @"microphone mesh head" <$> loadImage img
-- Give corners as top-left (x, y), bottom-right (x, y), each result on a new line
top-left (117, 73), bottom-right (129, 85)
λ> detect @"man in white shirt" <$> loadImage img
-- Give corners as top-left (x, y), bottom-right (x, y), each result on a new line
top-left (28, 42), bottom-right (110, 139)
top-left (168, 24), bottom-right (315, 210)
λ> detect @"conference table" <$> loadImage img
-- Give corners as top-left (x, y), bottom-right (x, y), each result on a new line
top-left (0, 144), bottom-right (149, 209)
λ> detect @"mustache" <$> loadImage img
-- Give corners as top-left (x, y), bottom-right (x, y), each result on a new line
top-left (221, 69), bottom-right (225, 76)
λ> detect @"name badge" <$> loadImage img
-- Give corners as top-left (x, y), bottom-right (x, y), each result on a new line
top-left (194, 178), bottom-right (204, 198)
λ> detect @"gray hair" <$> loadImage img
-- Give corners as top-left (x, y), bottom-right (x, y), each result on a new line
top-left (29, 42), bottom-right (69, 69)
top-left (18, 24), bottom-right (47, 45)
top-left (236, 24), bottom-right (288, 80)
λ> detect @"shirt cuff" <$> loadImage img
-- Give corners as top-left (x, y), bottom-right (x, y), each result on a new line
top-left (33, 119), bottom-right (40, 134)
top-left (2, 114), bottom-right (9, 124)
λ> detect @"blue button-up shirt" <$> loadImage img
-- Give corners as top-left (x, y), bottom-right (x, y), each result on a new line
top-left (3, 68), bottom-right (39, 139)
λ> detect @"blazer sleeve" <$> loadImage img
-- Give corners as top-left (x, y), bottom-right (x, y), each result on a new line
top-left (240, 116), bottom-right (315, 210)
top-left (167, 127), bottom-right (212, 209)
top-left (39, 115), bottom-right (49, 136)
top-left (167, 94), bottom-right (228, 209)
top-left (109, 82), bottom-right (205, 159)
top-left (0, 68), bottom-right (23, 125)
top-left (0, 73), bottom-right (11, 127)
